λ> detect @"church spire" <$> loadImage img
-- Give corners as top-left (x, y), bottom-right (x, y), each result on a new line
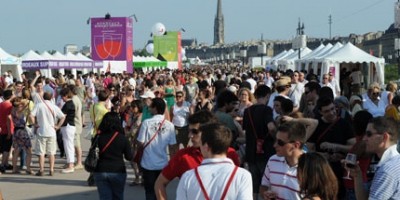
top-left (214, 0), bottom-right (224, 45)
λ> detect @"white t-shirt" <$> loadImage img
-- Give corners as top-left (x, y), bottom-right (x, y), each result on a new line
top-left (246, 78), bottom-right (257, 93)
top-left (176, 158), bottom-right (253, 200)
top-left (350, 71), bottom-right (363, 85)
top-left (137, 115), bottom-right (176, 170)
top-left (31, 100), bottom-right (65, 137)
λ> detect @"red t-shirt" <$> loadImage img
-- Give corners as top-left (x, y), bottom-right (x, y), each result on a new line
top-left (161, 146), bottom-right (240, 180)
top-left (0, 101), bottom-right (14, 135)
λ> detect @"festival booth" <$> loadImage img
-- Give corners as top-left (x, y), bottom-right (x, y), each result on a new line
top-left (277, 47), bottom-right (312, 71)
top-left (22, 50), bottom-right (101, 78)
top-left (316, 42), bottom-right (385, 87)
top-left (295, 43), bottom-right (326, 71)
top-left (133, 55), bottom-right (167, 73)
top-left (305, 42), bottom-right (343, 78)
top-left (0, 47), bottom-right (22, 81)
top-left (268, 49), bottom-right (294, 70)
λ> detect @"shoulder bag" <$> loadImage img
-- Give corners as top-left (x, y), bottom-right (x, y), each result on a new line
top-left (134, 118), bottom-right (166, 163)
top-left (84, 131), bottom-right (119, 173)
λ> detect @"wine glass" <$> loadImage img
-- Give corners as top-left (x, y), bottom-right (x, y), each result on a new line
top-left (343, 153), bottom-right (357, 180)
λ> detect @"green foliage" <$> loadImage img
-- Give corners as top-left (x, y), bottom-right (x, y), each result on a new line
top-left (385, 64), bottom-right (400, 83)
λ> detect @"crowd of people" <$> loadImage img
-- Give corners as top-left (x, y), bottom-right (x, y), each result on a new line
top-left (0, 65), bottom-right (399, 200)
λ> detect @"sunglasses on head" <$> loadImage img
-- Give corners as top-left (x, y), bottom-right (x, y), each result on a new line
top-left (189, 128), bottom-right (200, 135)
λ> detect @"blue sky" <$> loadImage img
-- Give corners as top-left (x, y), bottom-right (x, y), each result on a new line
top-left (0, 0), bottom-right (394, 54)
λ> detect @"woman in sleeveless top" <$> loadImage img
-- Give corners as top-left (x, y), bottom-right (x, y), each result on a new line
top-left (164, 79), bottom-right (176, 110)
top-left (11, 97), bottom-right (33, 174)
top-left (192, 89), bottom-right (213, 113)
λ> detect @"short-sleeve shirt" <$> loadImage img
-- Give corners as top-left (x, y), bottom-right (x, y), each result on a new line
top-left (176, 158), bottom-right (253, 200)
top-left (61, 100), bottom-right (75, 127)
top-left (31, 100), bottom-right (65, 137)
top-left (162, 147), bottom-right (240, 180)
top-left (242, 104), bottom-right (275, 163)
top-left (137, 115), bottom-right (176, 170)
top-left (89, 103), bottom-right (109, 135)
top-left (369, 145), bottom-right (400, 200)
top-left (261, 155), bottom-right (301, 200)
top-left (0, 101), bottom-right (14, 135)
top-left (308, 118), bottom-right (354, 153)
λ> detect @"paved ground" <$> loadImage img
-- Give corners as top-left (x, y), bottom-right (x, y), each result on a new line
top-left (0, 112), bottom-right (178, 200)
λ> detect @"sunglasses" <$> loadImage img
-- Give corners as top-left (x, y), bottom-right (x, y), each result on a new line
top-left (176, 95), bottom-right (183, 98)
top-left (304, 91), bottom-right (310, 95)
top-left (276, 139), bottom-right (293, 146)
top-left (365, 130), bottom-right (383, 137)
top-left (189, 128), bottom-right (200, 135)
top-left (372, 92), bottom-right (380, 96)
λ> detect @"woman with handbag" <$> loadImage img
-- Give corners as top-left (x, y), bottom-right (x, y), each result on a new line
top-left (94, 112), bottom-right (133, 200)
top-left (10, 97), bottom-right (33, 174)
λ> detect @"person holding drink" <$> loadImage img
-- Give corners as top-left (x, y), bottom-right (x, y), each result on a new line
top-left (346, 116), bottom-right (400, 200)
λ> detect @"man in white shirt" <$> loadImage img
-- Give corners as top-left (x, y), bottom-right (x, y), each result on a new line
top-left (176, 123), bottom-right (253, 200)
top-left (30, 92), bottom-right (65, 176)
top-left (289, 71), bottom-right (304, 109)
top-left (137, 98), bottom-right (177, 200)
top-left (260, 121), bottom-right (306, 200)
top-left (328, 72), bottom-right (341, 97)
top-left (264, 70), bottom-right (275, 88)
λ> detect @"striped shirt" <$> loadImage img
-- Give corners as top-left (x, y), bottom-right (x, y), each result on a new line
top-left (261, 154), bottom-right (301, 200)
top-left (369, 145), bottom-right (400, 200)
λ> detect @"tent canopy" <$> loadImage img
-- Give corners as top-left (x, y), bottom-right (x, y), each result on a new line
top-left (320, 42), bottom-right (385, 85)
top-left (133, 55), bottom-right (167, 68)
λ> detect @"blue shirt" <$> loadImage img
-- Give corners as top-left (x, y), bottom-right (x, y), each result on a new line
top-left (369, 145), bottom-right (400, 200)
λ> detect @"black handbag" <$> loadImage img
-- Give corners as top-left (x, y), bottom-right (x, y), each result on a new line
top-left (84, 135), bottom-right (100, 173)
top-left (84, 131), bottom-right (119, 173)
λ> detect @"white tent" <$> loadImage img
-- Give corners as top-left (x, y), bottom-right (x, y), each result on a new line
top-left (318, 42), bottom-right (385, 85)
top-left (21, 50), bottom-right (53, 78)
top-left (277, 47), bottom-right (312, 71)
top-left (268, 49), bottom-right (294, 70)
top-left (295, 43), bottom-right (325, 71)
top-left (0, 47), bottom-right (22, 81)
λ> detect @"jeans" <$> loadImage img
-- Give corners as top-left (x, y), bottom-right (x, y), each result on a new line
top-left (94, 172), bottom-right (127, 200)
top-left (142, 168), bottom-right (162, 200)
